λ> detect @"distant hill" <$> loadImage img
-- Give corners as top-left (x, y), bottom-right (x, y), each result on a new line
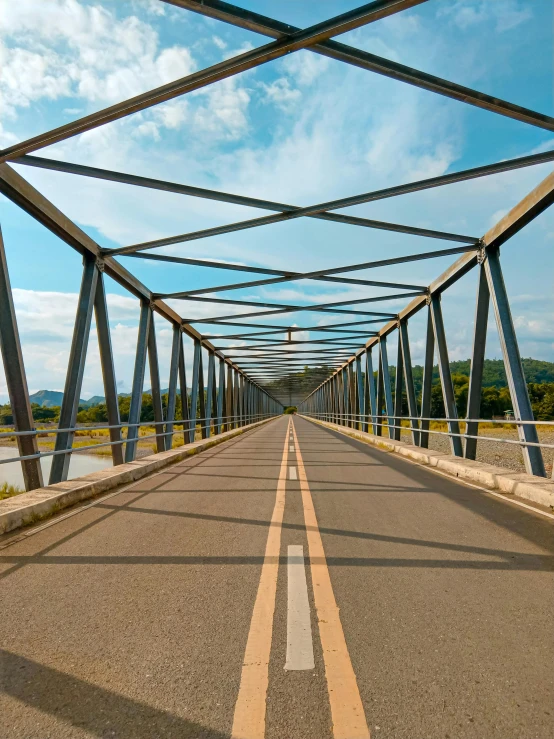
top-left (29, 390), bottom-right (75, 407)
top-left (29, 388), bottom-right (182, 408)
top-left (408, 358), bottom-right (554, 389)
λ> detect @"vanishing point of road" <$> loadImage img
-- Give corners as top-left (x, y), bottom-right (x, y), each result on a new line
top-left (1, 416), bottom-right (553, 738)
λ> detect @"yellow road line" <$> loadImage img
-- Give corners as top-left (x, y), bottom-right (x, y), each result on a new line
top-left (291, 420), bottom-right (371, 739)
top-left (231, 418), bottom-right (290, 739)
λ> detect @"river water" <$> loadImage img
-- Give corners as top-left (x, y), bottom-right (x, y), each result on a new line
top-left (0, 446), bottom-right (112, 489)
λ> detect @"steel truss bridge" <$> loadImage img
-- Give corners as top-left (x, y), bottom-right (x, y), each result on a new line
top-left (1, 3), bottom-right (554, 738)
top-left (0, 0), bottom-right (552, 488)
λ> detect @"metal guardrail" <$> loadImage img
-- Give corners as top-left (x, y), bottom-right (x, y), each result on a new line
top-left (0, 413), bottom-right (277, 469)
top-left (302, 412), bottom-right (554, 451)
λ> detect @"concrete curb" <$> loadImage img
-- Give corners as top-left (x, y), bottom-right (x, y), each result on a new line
top-left (301, 416), bottom-right (554, 510)
top-left (0, 418), bottom-right (277, 535)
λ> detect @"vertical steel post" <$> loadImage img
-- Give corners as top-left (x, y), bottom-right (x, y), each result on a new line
top-left (366, 348), bottom-right (378, 435)
top-left (465, 264), bottom-right (489, 460)
top-left (198, 348), bottom-right (207, 440)
top-left (205, 350), bottom-right (216, 438)
top-left (216, 357), bottom-right (225, 434)
top-left (342, 367), bottom-right (344, 426)
top-left (125, 300), bottom-right (151, 463)
top-left (356, 355), bottom-right (365, 433)
top-left (177, 331), bottom-right (189, 445)
top-left (188, 339), bottom-right (201, 443)
top-left (147, 313), bottom-right (165, 454)
top-left (429, 295), bottom-right (463, 457)
top-left (484, 249), bottom-right (546, 476)
top-left (226, 364), bottom-right (233, 429)
top-left (165, 324), bottom-right (181, 451)
top-left (419, 305), bottom-right (434, 448)
top-left (50, 256), bottom-right (99, 483)
top-left (399, 319), bottom-right (420, 446)
top-left (94, 267), bottom-right (123, 466)
top-left (0, 226), bottom-right (43, 490)
top-left (233, 370), bottom-right (240, 426)
top-left (348, 362), bottom-right (357, 428)
top-left (337, 371), bottom-right (344, 425)
top-left (239, 373), bottom-right (245, 426)
top-left (378, 338), bottom-right (394, 439)
top-left (393, 335), bottom-right (403, 441)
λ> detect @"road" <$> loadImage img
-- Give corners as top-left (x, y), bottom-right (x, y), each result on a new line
top-left (1, 416), bottom-right (553, 738)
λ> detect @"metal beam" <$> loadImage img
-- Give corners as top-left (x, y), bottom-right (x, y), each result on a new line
top-left (188, 339), bottom-right (201, 442)
top-left (304, 169), bottom-right (554, 402)
top-left (125, 300), bottom-right (151, 462)
top-left (164, 0), bottom-right (554, 131)
top-left (110, 214), bottom-right (476, 257)
top-left (429, 295), bottom-right (462, 457)
top-left (148, 312), bottom-right (165, 454)
top-left (399, 318), bottom-right (419, 446)
top-left (94, 267), bottom-right (124, 466)
top-left (0, 225), bottom-right (43, 490)
top-left (419, 306), bottom-right (434, 448)
top-left (484, 249), bottom-right (545, 476)
top-left (16, 147), bottom-right (554, 230)
top-left (50, 256), bottom-right (99, 484)
top-left (0, 0), bottom-right (426, 162)
top-left (464, 264), bottom-right (489, 460)
top-left (165, 324), bottom-right (181, 451)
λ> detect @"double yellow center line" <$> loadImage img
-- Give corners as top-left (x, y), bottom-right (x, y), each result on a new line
top-left (231, 418), bottom-right (370, 739)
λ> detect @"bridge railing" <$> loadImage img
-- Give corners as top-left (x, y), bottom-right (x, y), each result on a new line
top-left (301, 411), bottom-right (554, 455)
top-left (0, 412), bottom-right (277, 474)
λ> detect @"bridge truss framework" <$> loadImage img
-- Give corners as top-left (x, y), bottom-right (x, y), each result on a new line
top-left (0, 0), bottom-right (552, 490)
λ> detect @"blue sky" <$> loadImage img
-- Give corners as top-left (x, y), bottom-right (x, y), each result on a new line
top-left (0, 0), bottom-right (552, 400)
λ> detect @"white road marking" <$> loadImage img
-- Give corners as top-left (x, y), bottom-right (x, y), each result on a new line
top-left (285, 545), bottom-right (315, 671)
top-left (289, 445), bottom-right (295, 452)
top-left (289, 466), bottom-right (297, 480)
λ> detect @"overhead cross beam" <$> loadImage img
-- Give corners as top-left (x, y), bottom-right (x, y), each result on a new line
top-left (163, 0), bottom-right (554, 132)
top-left (0, 0), bottom-right (426, 163)
top-left (16, 148), bottom-right (552, 256)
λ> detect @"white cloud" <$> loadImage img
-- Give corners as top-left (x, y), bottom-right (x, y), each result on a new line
top-left (280, 51), bottom-right (329, 86)
top-left (0, 0), bottom-right (195, 121)
top-left (212, 35), bottom-right (227, 51)
top-left (259, 78), bottom-right (301, 113)
top-left (437, 0), bottom-right (532, 33)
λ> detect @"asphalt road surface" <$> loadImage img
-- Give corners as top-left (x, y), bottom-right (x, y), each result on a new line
top-left (1, 416), bottom-right (553, 738)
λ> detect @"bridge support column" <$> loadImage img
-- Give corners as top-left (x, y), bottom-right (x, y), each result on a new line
top-left (188, 339), bottom-right (201, 443)
top-left (50, 255), bottom-right (99, 483)
top-left (216, 358), bottom-right (225, 435)
top-left (430, 295), bottom-right (463, 457)
top-left (378, 337), bottom-right (394, 440)
top-left (419, 305), bottom-right (434, 448)
top-left (394, 334), bottom-right (403, 441)
top-left (178, 330), bottom-right (189, 445)
top-left (148, 313), bottom-right (165, 454)
top-left (204, 350), bottom-right (216, 439)
top-left (399, 319), bottom-right (420, 446)
top-left (465, 264), bottom-right (489, 460)
top-left (366, 347), bottom-right (378, 435)
top-left (0, 226), bottom-right (43, 490)
top-left (125, 300), bottom-right (151, 463)
top-left (484, 249), bottom-right (546, 477)
top-left (164, 325), bottom-right (181, 451)
top-left (94, 268), bottom-right (123, 466)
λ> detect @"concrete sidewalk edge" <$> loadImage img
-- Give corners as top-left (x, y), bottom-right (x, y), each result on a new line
top-left (0, 417), bottom-right (278, 535)
top-left (301, 416), bottom-right (554, 510)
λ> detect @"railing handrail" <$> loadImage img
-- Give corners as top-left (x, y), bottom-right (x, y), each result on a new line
top-left (301, 412), bottom-right (554, 450)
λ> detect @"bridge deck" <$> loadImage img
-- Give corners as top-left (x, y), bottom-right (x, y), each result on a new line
top-left (1, 416), bottom-right (552, 738)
